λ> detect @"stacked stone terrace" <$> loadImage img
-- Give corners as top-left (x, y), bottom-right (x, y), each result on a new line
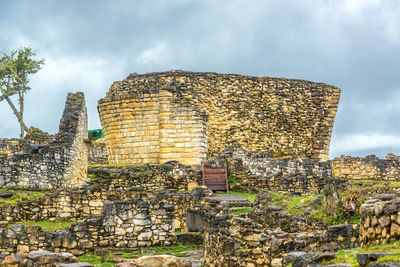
top-left (98, 70), bottom-right (340, 165)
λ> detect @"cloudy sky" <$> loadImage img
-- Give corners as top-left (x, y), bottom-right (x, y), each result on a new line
top-left (0, 0), bottom-right (399, 159)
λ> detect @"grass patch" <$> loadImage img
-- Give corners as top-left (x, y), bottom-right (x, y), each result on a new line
top-left (229, 173), bottom-right (240, 184)
top-left (323, 241), bottom-right (400, 266)
top-left (376, 254), bottom-right (400, 263)
top-left (8, 221), bottom-right (76, 231)
top-left (269, 191), bottom-right (315, 216)
top-left (120, 251), bottom-right (140, 258)
top-left (230, 207), bottom-right (253, 214)
top-left (177, 189), bottom-right (189, 193)
top-left (78, 253), bottom-right (116, 267)
top-left (78, 254), bottom-right (102, 265)
top-left (145, 242), bottom-right (202, 255)
top-left (0, 188), bottom-right (51, 204)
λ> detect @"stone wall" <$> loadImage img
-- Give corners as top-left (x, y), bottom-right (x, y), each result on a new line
top-left (87, 139), bottom-right (108, 165)
top-left (0, 147), bottom-right (67, 189)
top-left (98, 71), bottom-right (340, 165)
top-left (185, 188), bottom-right (359, 266)
top-left (88, 161), bottom-right (202, 192)
top-left (212, 146), bottom-right (346, 195)
top-left (332, 154), bottom-right (400, 181)
top-left (0, 92), bottom-right (88, 189)
top-left (0, 198), bottom-right (176, 256)
top-left (0, 139), bottom-right (24, 155)
top-left (359, 194), bottom-right (400, 247)
top-left (0, 188), bottom-right (191, 232)
top-left (201, 200), bottom-right (359, 266)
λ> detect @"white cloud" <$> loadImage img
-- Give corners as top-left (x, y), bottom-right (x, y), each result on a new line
top-left (307, 0), bottom-right (400, 42)
top-left (343, 0), bottom-right (382, 18)
top-left (0, 54), bottom-right (126, 137)
top-left (136, 42), bottom-right (172, 66)
top-left (331, 133), bottom-right (400, 156)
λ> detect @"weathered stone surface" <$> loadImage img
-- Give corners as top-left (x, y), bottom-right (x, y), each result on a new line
top-left (201, 189), bottom-right (359, 266)
top-left (135, 255), bottom-right (185, 267)
top-left (368, 263), bottom-right (400, 267)
top-left (98, 71), bottom-right (340, 165)
top-left (0, 249), bottom-right (80, 266)
top-left (284, 251), bottom-right (336, 266)
top-left (357, 253), bottom-right (400, 267)
top-left (88, 161), bottom-right (201, 192)
top-left (176, 233), bottom-right (203, 246)
top-left (212, 146), bottom-right (346, 194)
top-left (0, 92), bottom-right (88, 189)
top-left (0, 191), bottom-right (13, 198)
top-left (332, 154), bottom-right (400, 181)
top-left (60, 263), bottom-right (94, 267)
top-left (0, 196), bottom-right (176, 256)
top-left (360, 196), bottom-right (400, 246)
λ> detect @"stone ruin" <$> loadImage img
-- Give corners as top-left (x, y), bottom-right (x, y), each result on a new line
top-left (0, 92), bottom-right (88, 189)
top-left (2, 71), bottom-right (400, 266)
top-left (98, 70), bottom-right (340, 165)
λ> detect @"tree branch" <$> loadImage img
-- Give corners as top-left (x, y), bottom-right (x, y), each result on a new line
top-left (0, 87), bottom-right (29, 134)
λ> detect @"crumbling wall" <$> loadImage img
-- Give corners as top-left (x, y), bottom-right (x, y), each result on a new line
top-left (0, 197), bottom-right (176, 256)
top-left (0, 188), bottom-right (191, 232)
top-left (359, 194), bottom-right (400, 247)
top-left (98, 71), bottom-right (340, 165)
top-left (0, 139), bottom-right (24, 155)
top-left (0, 92), bottom-right (88, 189)
top-left (332, 154), bottom-right (400, 181)
top-left (87, 140), bottom-right (108, 165)
top-left (212, 146), bottom-right (346, 195)
top-left (200, 192), bottom-right (358, 266)
top-left (88, 161), bottom-right (202, 192)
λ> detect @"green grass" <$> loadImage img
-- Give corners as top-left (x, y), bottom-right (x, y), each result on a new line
top-left (145, 242), bottom-right (202, 254)
top-left (230, 207), bottom-right (252, 214)
top-left (120, 251), bottom-right (140, 258)
top-left (78, 254), bottom-right (102, 265)
top-left (322, 241), bottom-right (400, 266)
top-left (269, 191), bottom-right (315, 215)
top-left (0, 188), bottom-right (51, 204)
top-left (376, 254), bottom-right (400, 263)
top-left (175, 253), bottom-right (189, 257)
top-left (229, 173), bottom-right (240, 184)
top-left (78, 253), bottom-right (116, 267)
top-left (8, 221), bottom-right (76, 231)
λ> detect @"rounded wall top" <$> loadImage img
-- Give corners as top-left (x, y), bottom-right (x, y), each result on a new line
top-left (99, 70), bottom-right (340, 103)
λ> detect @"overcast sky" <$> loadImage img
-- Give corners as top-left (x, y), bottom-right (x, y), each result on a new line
top-left (0, 0), bottom-right (399, 159)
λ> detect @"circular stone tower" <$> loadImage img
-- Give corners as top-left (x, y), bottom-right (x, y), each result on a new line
top-left (98, 70), bottom-right (340, 165)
